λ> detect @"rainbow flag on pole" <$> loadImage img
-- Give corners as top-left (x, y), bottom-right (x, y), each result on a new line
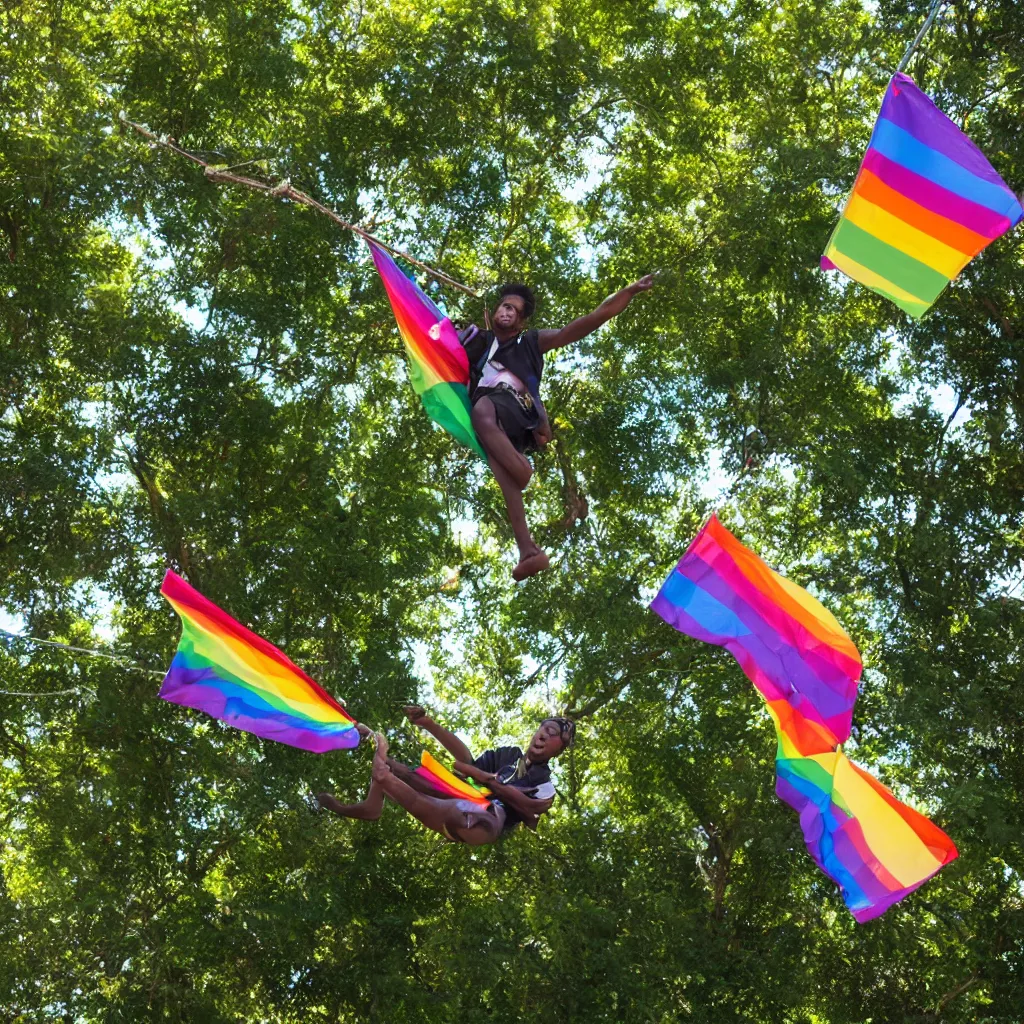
top-left (160, 570), bottom-right (358, 753)
top-left (369, 242), bottom-right (484, 457)
top-left (652, 516), bottom-right (957, 921)
top-left (822, 73), bottom-right (1023, 318)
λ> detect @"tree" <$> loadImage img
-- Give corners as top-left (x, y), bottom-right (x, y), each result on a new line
top-left (2, 0), bottom-right (1023, 1020)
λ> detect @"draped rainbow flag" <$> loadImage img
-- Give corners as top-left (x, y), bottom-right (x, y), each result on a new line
top-left (652, 516), bottom-right (957, 921)
top-left (822, 73), bottom-right (1023, 319)
top-left (415, 749), bottom-right (491, 808)
top-left (369, 241), bottom-right (485, 458)
top-left (160, 570), bottom-right (358, 753)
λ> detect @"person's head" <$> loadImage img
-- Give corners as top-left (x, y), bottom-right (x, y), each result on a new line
top-left (526, 716), bottom-right (575, 762)
top-left (492, 283), bottom-right (536, 332)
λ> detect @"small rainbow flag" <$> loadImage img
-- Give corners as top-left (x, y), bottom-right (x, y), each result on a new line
top-left (652, 517), bottom-right (957, 921)
top-left (159, 570), bottom-right (358, 753)
top-left (414, 749), bottom-right (491, 808)
top-left (369, 241), bottom-right (484, 457)
top-left (822, 73), bottom-right (1023, 319)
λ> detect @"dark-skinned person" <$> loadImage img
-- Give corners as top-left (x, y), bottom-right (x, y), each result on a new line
top-left (458, 275), bottom-right (654, 581)
top-left (316, 706), bottom-right (575, 846)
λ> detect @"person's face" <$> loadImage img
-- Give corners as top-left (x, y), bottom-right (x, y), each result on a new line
top-left (493, 293), bottom-right (526, 331)
top-left (527, 720), bottom-right (566, 762)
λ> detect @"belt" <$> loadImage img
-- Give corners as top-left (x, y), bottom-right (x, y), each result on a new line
top-left (494, 382), bottom-right (534, 411)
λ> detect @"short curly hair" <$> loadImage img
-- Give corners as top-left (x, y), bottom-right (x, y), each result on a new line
top-left (497, 283), bottom-right (536, 320)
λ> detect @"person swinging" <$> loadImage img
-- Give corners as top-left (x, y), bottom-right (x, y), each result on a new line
top-left (316, 707), bottom-right (575, 845)
top-left (460, 276), bottom-right (654, 582)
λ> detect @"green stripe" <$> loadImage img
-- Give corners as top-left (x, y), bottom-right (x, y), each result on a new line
top-left (422, 382), bottom-right (485, 459)
top-left (176, 634), bottom-right (317, 716)
top-left (780, 755), bottom-right (835, 794)
top-left (832, 219), bottom-right (948, 304)
top-left (869, 285), bottom-right (931, 320)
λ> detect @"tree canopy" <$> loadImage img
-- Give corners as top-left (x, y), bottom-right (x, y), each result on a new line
top-left (2, 0), bottom-right (1023, 1020)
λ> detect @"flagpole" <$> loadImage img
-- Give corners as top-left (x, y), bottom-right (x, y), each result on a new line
top-left (895, 0), bottom-right (946, 74)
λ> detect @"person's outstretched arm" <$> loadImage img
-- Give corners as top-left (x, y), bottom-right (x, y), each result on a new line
top-left (404, 705), bottom-right (473, 763)
top-left (537, 274), bottom-right (654, 354)
top-left (454, 762), bottom-right (555, 819)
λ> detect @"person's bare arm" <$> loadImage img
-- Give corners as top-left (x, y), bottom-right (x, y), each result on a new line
top-left (405, 705), bottom-right (473, 763)
top-left (531, 397), bottom-right (552, 448)
top-left (537, 275), bottom-right (654, 355)
top-left (454, 762), bottom-right (555, 818)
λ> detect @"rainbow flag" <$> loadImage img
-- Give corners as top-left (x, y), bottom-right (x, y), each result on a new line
top-left (159, 570), bottom-right (358, 753)
top-left (369, 242), bottom-right (484, 457)
top-left (822, 73), bottom-right (1023, 319)
top-left (775, 738), bottom-right (958, 923)
top-left (414, 749), bottom-right (491, 807)
top-left (652, 517), bottom-right (957, 920)
top-left (651, 514), bottom-right (862, 745)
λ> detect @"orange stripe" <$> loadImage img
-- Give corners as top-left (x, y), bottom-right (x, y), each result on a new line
top-left (705, 518), bottom-right (862, 666)
top-left (853, 168), bottom-right (989, 258)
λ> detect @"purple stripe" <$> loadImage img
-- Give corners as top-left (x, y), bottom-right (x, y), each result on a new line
top-left (687, 540), bottom-right (862, 680)
top-left (652, 587), bottom-right (853, 741)
top-left (882, 74), bottom-right (1009, 188)
top-left (831, 819), bottom-right (896, 906)
top-left (679, 555), bottom-right (860, 714)
top-left (821, 255), bottom-right (837, 271)
top-left (862, 148), bottom-right (1012, 238)
top-left (852, 878), bottom-right (931, 923)
top-left (161, 679), bottom-right (358, 753)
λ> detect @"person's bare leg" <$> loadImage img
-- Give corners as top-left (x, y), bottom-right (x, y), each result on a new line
top-left (485, 456), bottom-right (549, 580)
top-left (316, 724), bottom-right (384, 819)
top-left (470, 400), bottom-right (549, 580)
top-left (371, 734), bottom-right (495, 843)
top-left (472, 398), bottom-right (533, 489)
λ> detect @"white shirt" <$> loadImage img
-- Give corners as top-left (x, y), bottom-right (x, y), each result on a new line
top-left (479, 357), bottom-right (527, 393)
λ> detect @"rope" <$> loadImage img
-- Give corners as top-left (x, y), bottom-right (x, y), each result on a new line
top-left (0, 687), bottom-right (95, 698)
top-left (895, 0), bottom-right (946, 75)
top-left (119, 113), bottom-right (482, 298)
top-left (0, 628), bottom-right (165, 686)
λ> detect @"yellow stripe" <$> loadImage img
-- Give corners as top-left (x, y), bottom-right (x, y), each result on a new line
top-left (420, 750), bottom-right (491, 799)
top-left (183, 621), bottom-right (349, 723)
top-left (831, 753), bottom-right (943, 886)
top-left (844, 194), bottom-right (970, 279)
top-left (771, 571), bottom-right (855, 653)
top-left (825, 246), bottom-right (930, 312)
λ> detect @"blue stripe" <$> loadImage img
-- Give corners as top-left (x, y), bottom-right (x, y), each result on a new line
top-left (776, 761), bottom-right (869, 910)
top-left (870, 119), bottom-right (1021, 216)
top-left (658, 571), bottom-right (752, 640)
top-left (164, 662), bottom-right (351, 737)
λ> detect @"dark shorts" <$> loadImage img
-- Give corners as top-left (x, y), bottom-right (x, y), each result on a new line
top-left (441, 799), bottom-right (507, 844)
top-left (474, 386), bottom-right (541, 454)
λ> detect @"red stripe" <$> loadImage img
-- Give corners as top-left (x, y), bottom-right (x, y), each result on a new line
top-left (161, 571), bottom-right (352, 719)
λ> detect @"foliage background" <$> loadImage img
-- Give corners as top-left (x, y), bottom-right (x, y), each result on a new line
top-left (2, 0), bottom-right (1023, 1020)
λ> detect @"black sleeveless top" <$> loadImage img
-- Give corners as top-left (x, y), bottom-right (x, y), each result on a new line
top-left (463, 329), bottom-right (545, 404)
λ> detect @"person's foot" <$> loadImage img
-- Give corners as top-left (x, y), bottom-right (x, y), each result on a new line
top-left (513, 548), bottom-right (550, 581)
top-left (371, 732), bottom-right (390, 783)
top-left (315, 792), bottom-right (346, 815)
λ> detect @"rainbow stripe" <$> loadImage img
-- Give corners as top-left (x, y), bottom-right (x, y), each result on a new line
top-left (159, 570), bottom-right (358, 753)
top-left (414, 750), bottom-right (491, 807)
top-left (369, 242), bottom-right (484, 457)
top-left (652, 517), bottom-right (957, 920)
top-left (822, 73), bottom-right (1022, 319)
